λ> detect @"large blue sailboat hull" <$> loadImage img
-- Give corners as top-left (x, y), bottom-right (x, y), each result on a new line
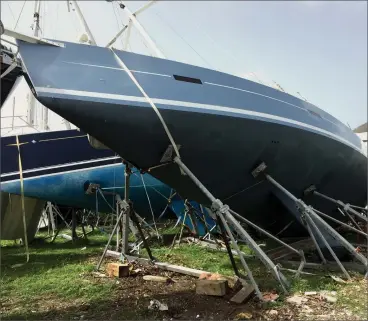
top-left (16, 40), bottom-right (367, 236)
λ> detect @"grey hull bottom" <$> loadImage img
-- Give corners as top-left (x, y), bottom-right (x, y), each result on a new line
top-left (39, 96), bottom-right (367, 240)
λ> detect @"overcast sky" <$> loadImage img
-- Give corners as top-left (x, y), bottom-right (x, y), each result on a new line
top-left (1, 0), bottom-right (367, 130)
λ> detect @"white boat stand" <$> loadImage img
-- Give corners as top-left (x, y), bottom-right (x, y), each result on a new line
top-left (252, 162), bottom-right (368, 279)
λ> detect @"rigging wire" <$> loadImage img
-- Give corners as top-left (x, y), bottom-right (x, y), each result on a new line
top-left (111, 1), bottom-right (125, 49)
top-left (140, 174), bottom-right (159, 237)
top-left (135, 27), bottom-right (153, 57)
top-left (153, 10), bottom-right (214, 69)
top-left (53, 2), bottom-right (59, 39)
top-left (7, 2), bottom-right (16, 23)
top-left (14, 0), bottom-right (27, 30)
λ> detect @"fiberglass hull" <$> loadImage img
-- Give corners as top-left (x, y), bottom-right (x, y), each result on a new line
top-left (17, 40), bottom-right (367, 236)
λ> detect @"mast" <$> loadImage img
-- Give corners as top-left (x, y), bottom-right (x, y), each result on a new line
top-left (117, 1), bottom-right (165, 58)
top-left (68, 1), bottom-right (97, 45)
top-left (27, 0), bottom-right (41, 128)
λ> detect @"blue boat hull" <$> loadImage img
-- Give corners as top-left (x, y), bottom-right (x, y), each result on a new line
top-left (169, 198), bottom-right (216, 236)
top-left (1, 130), bottom-right (172, 218)
top-left (16, 40), bottom-right (367, 237)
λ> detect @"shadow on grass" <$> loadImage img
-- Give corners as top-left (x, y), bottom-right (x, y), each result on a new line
top-left (1, 231), bottom-right (108, 280)
top-left (1, 287), bottom-right (238, 321)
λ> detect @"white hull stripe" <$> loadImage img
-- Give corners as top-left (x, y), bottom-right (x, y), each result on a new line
top-left (34, 87), bottom-right (363, 155)
top-left (1, 156), bottom-right (121, 177)
top-left (1, 162), bottom-right (123, 184)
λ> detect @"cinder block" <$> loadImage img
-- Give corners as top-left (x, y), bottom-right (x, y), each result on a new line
top-left (196, 279), bottom-right (228, 296)
top-left (106, 262), bottom-right (129, 278)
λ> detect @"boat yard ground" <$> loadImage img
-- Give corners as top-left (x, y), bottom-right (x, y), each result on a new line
top-left (1, 230), bottom-right (367, 321)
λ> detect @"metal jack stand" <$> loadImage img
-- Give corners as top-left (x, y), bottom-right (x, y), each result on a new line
top-left (96, 162), bottom-right (155, 271)
top-left (252, 162), bottom-right (368, 279)
top-left (305, 185), bottom-right (368, 223)
top-left (172, 156), bottom-right (290, 300)
top-left (229, 209), bottom-right (306, 278)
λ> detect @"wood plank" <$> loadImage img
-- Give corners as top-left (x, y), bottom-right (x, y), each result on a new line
top-left (105, 250), bottom-right (231, 278)
top-left (230, 284), bottom-right (255, 303)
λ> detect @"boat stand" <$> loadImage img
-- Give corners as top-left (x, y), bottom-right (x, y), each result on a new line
top-left (252, 162), bottom-right (368, 279)
top-left (305, 185), bottom-right (368, 223)
top-left (171, 156), bottom-right (290, 299)
top-left (96, 162), bottom-right (155, 271)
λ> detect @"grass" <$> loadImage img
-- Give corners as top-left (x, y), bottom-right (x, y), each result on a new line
top-left (1, 228), bottom-right (367, 320)
top-left (1, 231), bottom-right (119, 318)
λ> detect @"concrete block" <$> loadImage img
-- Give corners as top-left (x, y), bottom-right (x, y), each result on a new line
top-left (196, 279), bottom-right (228, 296)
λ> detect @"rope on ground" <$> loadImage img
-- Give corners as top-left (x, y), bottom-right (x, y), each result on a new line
top-left (16, 135), bottom-right (29, 263)
top-left (110, 48), bottom-right (181, 159)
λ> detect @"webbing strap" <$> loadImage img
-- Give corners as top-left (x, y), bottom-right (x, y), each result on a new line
top-left (16, 135), bottom-right (30, 263)
top-left (110, 48), bottom-right (181, 159)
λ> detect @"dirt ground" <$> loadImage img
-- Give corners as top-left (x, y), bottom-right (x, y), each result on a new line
top-left (4, 260), bottom-right (365, 321)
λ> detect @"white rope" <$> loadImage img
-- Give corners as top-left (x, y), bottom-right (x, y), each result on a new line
top-left (110, 47), bottom-right (181, 159)
top-left (15, 135), bottom-right (30, 263)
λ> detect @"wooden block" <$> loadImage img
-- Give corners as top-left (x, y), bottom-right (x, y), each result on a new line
top-left (196, 279), bottom-right (228, 296)
top-left (230, 284), bottom-right (255, 304)
top-left (106, 263), bottom-right (129, 278)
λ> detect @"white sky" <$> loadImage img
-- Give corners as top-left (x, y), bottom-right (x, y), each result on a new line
top-left (1, 1), bottom-right (367, 137)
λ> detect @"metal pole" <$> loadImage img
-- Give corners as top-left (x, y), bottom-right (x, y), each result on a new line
top-left (312, 207), bottom-right (367, 237)
top-left (106, 25), bottom-right (128, 48)
top-left (173, 156), bottom-right (289, 294)
top-left (121, 163), bottom-right (132, 254)
top-left (123, 21), bottom-right (132, 51)
top-left (70, 0), bottom-right (97, 45)
top-left (303, 217), bottom-right (327, 264)
top-left (265, 174), bottom-right (368, 268)
top-left (304, 213), bottom-right (351, 280)
top-left (216, 216), bottom-right (240, 277)
top-left (96, 204), bottom-right (127, 271)
top-left (229, 209), bottom-right (300, 256)
top-left (118, 1), bottom-right (165, 58)
top-left (306, 207), bottom-right (368, 267)
top-left (130, 209), bottom-right (155, 261)
top-left (313, 191), bottom-right (368, 223)
top-left (71, 209), bottom-right (78, 242)
top-left (27, 0), bottom-right (41, 127)
top-left (217, 212), bottom-right (264, 299)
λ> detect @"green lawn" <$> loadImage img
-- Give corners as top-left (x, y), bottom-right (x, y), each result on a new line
top-left (1, 229), bottom-right (367, 320)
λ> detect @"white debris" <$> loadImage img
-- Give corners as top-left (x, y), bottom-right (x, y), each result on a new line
top-left (148, 299), bottom-right (168, 311)
top-left (304, 291), bottom-right (317, 296)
